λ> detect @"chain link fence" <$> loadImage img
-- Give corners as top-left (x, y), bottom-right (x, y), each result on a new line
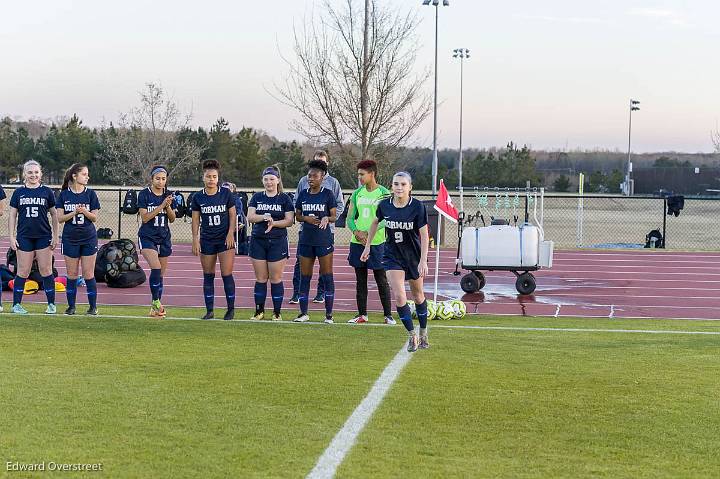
top-left (0, 186), bottom-right (714, 251)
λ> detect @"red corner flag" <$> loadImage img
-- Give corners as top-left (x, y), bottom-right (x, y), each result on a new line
top-left (434, 179), bottom-right (459, 223)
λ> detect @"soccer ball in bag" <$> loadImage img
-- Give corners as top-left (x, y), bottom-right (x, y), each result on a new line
top-left (436, 301), bottom-right (455, 320)
top-left (427, 300), bottom-right (437, 320)
top-left (450, 299), bottom-right (467, 319)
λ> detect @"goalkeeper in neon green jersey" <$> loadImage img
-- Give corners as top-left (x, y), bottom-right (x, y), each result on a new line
top-left (346, 160), bottom-right (395, 325)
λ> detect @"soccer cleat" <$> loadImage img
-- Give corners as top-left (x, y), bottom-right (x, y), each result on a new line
top-left (407, 334), bottom-right (419, 352)
top-left (348, 315), bottom-right (368, 324)
top-left (288, 294), bottom-right (299, 304)
top-left (272, 313), bottom-right (282, 321)
top-left (12, 304), bottom-right (28, 315)
top-left (324, 316), bottom-right (334, 324)
top-left (293, 313), bottom-right (310, 322)
top-left (419, 336), bottom-right (430, 350)
top-left (251, 310), bottom-right (265, 320)
top-left (64, 306), bottom-right (76, 315)
top-left (202, 310), bottom-right (214, 320)
top-left (384, 316), bottom-right (397, 325)
top-left (223, 308), bottom-right (235, 321)
top-left (312, 293), bottom-right (325, 304)
top-left (46, 303), bottom-right (57, 315)
top-left (149, 306), bottom-right (163, 318)
top-left (86, 307), bottom-right (98, 316)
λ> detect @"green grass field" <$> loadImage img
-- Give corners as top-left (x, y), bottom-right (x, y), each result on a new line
top-left (1, 306), bottom-right (719, 478)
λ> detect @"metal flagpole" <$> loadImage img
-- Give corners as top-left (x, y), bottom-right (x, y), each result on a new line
top-left (433, 214), bottom-right (442, 302)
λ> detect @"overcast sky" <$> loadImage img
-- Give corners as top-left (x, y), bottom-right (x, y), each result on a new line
top-left (1, 0), bottom-right (718, 153)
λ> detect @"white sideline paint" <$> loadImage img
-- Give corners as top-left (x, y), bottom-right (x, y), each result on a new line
top-left (306, 345), bottom-right (412, 479)
top-left (11, 312), bottom-right (720, 334)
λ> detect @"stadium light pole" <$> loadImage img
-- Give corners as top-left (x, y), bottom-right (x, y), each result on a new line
top-left (627, 99), bottom-right (640, 195)
top-left (453, 48), bottom-right (469, 213)
top-left (423, 0), bottom-right (450, 197)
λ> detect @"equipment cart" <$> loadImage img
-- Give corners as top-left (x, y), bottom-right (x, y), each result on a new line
top-left (458, 188), bottom-right (554, 295)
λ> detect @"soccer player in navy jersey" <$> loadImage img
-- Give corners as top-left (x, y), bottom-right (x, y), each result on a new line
top-left (56, 164), bottom-right (100, 315)
top-left (247, 167), bottom-right (295, 321)
top-left (137, 165), bottom-right (176, 318)
top-left (191, 159), bottom-right (237, 320)
top-left (293, 160), bottom-right (338, 323)
top-left (8, 160), bottom-right (60, 314)
top-left (361, 172), bottom-right (430, 352)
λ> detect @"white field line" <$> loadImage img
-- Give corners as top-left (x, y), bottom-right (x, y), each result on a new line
top-left (306, 345), bottom-right (412, 479)
top-left (7, 312), bottom-right (720, 334)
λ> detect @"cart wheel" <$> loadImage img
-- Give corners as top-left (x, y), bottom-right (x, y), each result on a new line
top-left (473, 271), bottom-right (486, 290)
top-left (460, 273), bottom-right (481, 293)
top-left (515, 272), bottom-right (536, 295)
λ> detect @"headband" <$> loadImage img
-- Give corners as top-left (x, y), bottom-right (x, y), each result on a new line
top-left (262, 167), bottom-right (280, 178)
top-left (151, 167), bottom-right (168, 177)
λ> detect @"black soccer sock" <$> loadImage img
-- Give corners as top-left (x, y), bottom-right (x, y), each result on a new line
top-left (66, 276), bottom-right (78, 308)
top-left (42, 275), bottom-right (55, 305)
top-left (354, 267), bottom-right (368, 316)
top-left (321, 273), bottom-right (334, 317)
top-left (397, 303), bottom-right (414, 332)
top-left (203, 273), bottom-right (215, 312)
top-left (299, 275), bottom-right (311, 315)
top-left (222, 274), bottom-right (235, 310)
top-left (416, 299), bottom-right (428, 329)
top-left (373, 269), bottom-right (393, 317)
top-left (13, 276), bottom-right (26, 305)
top-left (271, 282), bottom-right (284, 315)
top-left (254, 281), bottom-right (267, 312)
top-left (86, 278), bottom-right (97, 309)
top-left (149, 269), bottom-right (162, 302)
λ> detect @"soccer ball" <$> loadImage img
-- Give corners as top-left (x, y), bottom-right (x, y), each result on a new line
top-left (105, 262), bottom-right (120, 278)
top-left (450, 299), bottom-right (467, 319)
top-left (427, 300), bottom-right (437, 320)
top-left (436, 301), bottom-right (455, 320)
top-left (105, 247), bottom-right (122, 263)
top-left (120, 255), bottom-right (137, 271)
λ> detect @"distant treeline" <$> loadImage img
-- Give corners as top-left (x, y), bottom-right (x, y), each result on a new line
top-left (2, 116), bottom-right (718, 193)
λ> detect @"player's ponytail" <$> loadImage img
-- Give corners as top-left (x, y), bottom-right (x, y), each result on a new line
top-left (61, 163), bottom-right (86, 190)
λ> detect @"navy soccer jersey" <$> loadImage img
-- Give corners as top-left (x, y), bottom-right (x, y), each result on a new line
top-left (376, 197), bottom-right (428, 268)
top-left (249, 192), bottom-right (294, 239)
top-left (56, 187), bottom-right (101, 244)
top-left (295, 187), bottom-right (337, 247)
top-left (10, 185), bottom-right (57, 238)
top-left (0, 186), bottom-right (6, 201)
top-left (191, 186), bottom-right (235, 242)
top-left (138, 188), bottom-right (172, 241)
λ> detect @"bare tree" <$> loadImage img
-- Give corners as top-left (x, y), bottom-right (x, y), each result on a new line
top-left (275, 0), bottom-right (431, 164)
top-left (100, 83), bottom-right (204, 185)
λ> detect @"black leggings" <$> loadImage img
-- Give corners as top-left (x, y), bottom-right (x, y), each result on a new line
top-left (355, 267), bottom-right (392, 317)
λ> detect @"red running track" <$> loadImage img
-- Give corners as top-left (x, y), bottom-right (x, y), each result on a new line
top-left (8, 241), bottom-right (720, 320)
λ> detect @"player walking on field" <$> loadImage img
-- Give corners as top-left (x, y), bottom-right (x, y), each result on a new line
top-left (346, 160), bottom-right (394, 325)
top-left (361, 172), bottom-right (430, 352)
